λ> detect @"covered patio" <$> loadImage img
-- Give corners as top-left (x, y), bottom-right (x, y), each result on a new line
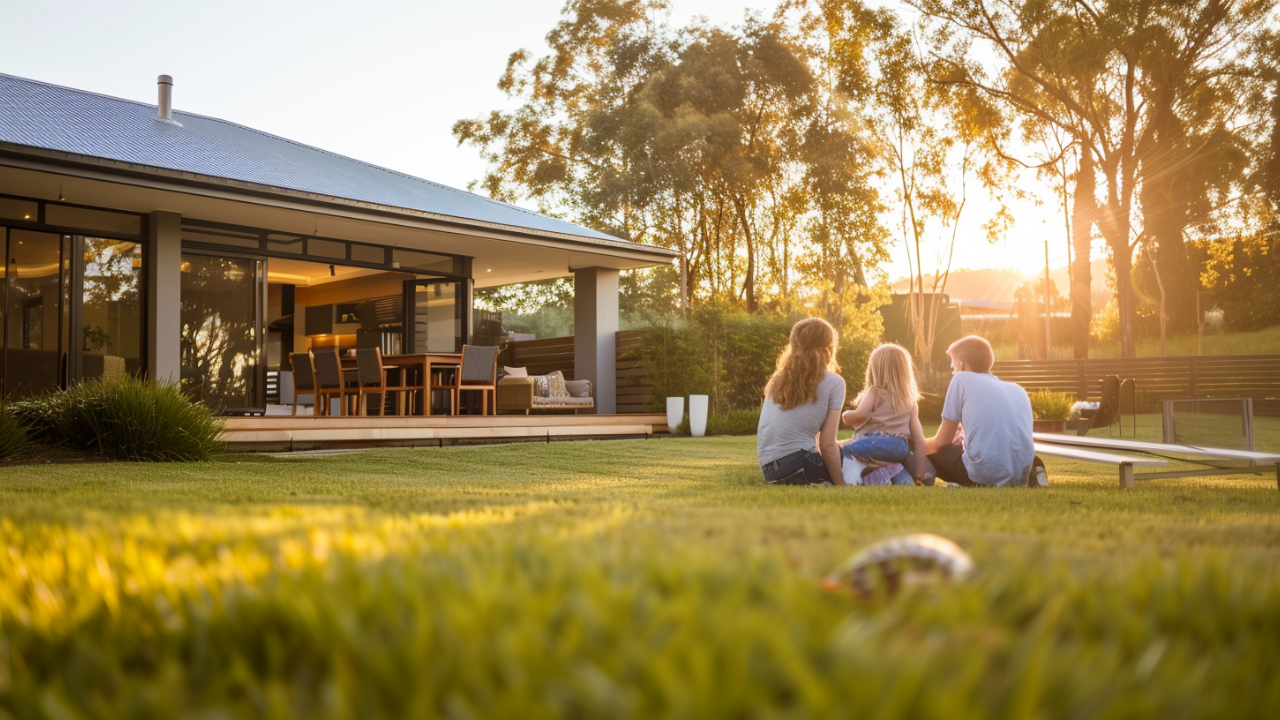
top-left (0, 73), bottom-right (679, 442)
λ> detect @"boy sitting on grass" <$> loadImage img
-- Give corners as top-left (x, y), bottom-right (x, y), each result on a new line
top-left (922, 335), bottom-right (1035, 487)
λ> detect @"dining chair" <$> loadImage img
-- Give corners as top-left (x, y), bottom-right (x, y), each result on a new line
top-left (353, 347), bottom-right (420, 415)
top-left (448, 345), bottom-right (499, 415)
top-left (312, 347), bottom-right (356, 416)
top-left (288, 352), bottom-right (317, 416)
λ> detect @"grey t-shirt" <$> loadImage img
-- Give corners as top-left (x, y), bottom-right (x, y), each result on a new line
top-left (941, 371), bottom-right (1034, 486)
top-left (757, 372), bottom-right (846, 465)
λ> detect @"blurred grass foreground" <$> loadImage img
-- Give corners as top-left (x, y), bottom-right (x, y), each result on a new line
top-left (1, 437), bottom-right (1278, 719)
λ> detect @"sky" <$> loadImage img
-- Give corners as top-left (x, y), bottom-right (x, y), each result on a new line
top-left (0, 0), bottom-right (1080, 283)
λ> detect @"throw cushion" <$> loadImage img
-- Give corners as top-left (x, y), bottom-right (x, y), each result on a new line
top-left (531, 375), bottom-right (551, 398)
top-left (546, 370), bottom-right (571, 399)
top-left (503, 366), bottom-right (528, 378)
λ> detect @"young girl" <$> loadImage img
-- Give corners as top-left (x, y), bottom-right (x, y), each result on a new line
top-left (840, 343), bottom-right (930, 486)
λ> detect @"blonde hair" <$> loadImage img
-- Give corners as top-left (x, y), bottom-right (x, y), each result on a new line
top-left (854, 343), bottom-right (920, 414)
top-left (764, 317), bottom-right (840, 411)
top-left (947, 335), bottom-right (995, 374)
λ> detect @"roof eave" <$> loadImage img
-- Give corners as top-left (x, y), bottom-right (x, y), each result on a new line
top-left (0, 141), bottom-right (681, 261)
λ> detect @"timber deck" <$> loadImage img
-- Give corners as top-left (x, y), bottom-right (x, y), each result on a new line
top-left (222, 413), bottom-right (671, 451)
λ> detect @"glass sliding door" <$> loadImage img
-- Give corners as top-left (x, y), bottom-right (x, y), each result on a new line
top-left (3, 229), bottom-right (68, 396)
top-left (180, 253), bottom-right (264, 412)
top-left (404, 278), bottom-right (470, 353)
top-left (77, 237), bottom-right (144, 380)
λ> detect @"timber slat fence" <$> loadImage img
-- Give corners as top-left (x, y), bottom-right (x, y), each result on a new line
top-left (504, 334), bottom-right (1280, 417)
top-left (992, 354), bottom-right (1280, 415)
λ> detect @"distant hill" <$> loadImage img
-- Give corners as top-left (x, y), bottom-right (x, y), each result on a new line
top-left (891, 259), bottom-right (1110, 310)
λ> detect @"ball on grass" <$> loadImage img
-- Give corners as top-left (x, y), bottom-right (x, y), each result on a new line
top-left (822, 533), bottom-right (974, 600)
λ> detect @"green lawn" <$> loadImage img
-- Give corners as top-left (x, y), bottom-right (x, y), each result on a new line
top-left (2, 438), bottom-right (1278, 719)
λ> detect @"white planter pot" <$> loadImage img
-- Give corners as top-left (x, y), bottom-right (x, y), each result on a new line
top-left (666, 397), bottom-right (685, 433)
top-left (689, 395), bottom-right (709, 437)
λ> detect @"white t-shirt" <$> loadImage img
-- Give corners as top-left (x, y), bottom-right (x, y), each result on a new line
top-left (757, 372), bottom-right (846, 465)
top-left (941, 371), bottom-right (1035, 486)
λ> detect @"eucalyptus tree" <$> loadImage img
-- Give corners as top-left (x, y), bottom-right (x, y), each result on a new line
top-left (788, 0), bottom-right (889, 332)
top-left (456, 0), bottom-right (831, 313)
top-left (814, 0), bottom-right (1010, 364)
top-left (909, 0), bottom-right (1274, 358)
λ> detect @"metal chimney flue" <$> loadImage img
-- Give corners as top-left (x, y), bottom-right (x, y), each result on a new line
top-left (157, 75), bottom-right (173, 120)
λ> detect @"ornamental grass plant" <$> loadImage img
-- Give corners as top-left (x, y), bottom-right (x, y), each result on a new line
top-left (0, 403), bottom-right (26, 461)
top-left (9, 376), bottom-right (224, 461)
top-left (1029, 390), bottom-right (1075, 421)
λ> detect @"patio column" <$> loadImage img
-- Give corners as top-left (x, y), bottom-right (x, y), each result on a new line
top-left (573, 267), bottom-right (618, 414)
top-left (146, 210), bottom-right (182, 383)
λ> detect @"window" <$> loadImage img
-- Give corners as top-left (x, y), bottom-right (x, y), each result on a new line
top-left (45, 205), bottom-right (142, 236)
top-left (80, 238), bottom-right (144, 380)
top-left (0, 198), bottom-right (38, 222)
top-left (308, 238), bottom-right (346, 259)
top-left (393, 248), bottom-right (456, 275)
top-left (184, 228), bottom-right (261, 249)
top-left (350, 243), bottom-right (386, 264)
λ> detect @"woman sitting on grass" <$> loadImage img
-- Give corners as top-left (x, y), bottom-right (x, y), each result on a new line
top-left (756, 317), bottom-right (847, 485)
top-left (840, 343), bottom-right (930, 486)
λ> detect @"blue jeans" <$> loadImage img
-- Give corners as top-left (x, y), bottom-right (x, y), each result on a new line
top-left (842, 433), bottom-right (913, 485)
top-left (761, 448), bottom-right (832, 485)
top-left (841, 433), bottom-right (910, 464)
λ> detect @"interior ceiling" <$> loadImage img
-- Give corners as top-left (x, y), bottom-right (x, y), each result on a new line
top-left (0, 164), bottom-right (677, 288)
top-left (266, 257), bottom-right (384, 286)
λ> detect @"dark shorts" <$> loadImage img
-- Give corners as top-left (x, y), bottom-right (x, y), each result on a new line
top-left (926, 444), bottom-right (976, 487)
top-left (761, 448), bottom-right (833, 485)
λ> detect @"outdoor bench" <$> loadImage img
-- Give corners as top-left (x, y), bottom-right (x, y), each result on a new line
top-left (1033, 433), bottom-right (1280, 490)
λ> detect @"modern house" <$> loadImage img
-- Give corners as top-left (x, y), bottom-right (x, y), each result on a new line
top-left (0, 73), bottom-right (677, 443)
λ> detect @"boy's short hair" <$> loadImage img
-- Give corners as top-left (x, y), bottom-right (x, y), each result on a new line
top-left (947, 335), bottom-right (995, 374)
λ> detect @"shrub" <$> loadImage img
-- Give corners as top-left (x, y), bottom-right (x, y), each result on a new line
top-left (637, 304), bottom-right (876, 415)
top-left (0, 403), bottom-right (27, 461)
top-left (915, 369), bottom-right (952, 423)
top-left (11, 376), bottom-right (224, 461)
top-left (1028, 390), bottom-right (1074, 421)
top-left (672, 408), bottom-right (761, 436)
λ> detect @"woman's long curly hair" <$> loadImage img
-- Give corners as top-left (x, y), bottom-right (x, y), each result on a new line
top-left (764, 317), bottom-right (840, 411)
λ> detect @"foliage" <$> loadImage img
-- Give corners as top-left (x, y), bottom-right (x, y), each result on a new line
top-left (498, 305), bottom-right (575, 340)
top-left (911, 0), bottom-right (1277, 357)
top-left (1028, 390), bottom-right (1074, 421)
top-left (634, 305), bottom-right (876, 414)
top-left (9, 376), bottom-right (225, 461)
top-left (1193, 233), bottom-right (1280, 332)
top-left (455, 0), bottom-right (888, 319)
top-left (0, 403), bottom-right (27, 461)
top-left (1, 437), bottom-right (1280, 717)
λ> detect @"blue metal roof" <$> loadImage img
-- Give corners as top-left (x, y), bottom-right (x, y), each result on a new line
top-left (0, 73), bottom-right (632, 245)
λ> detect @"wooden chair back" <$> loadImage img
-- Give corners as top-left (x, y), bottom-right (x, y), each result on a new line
top-left (354, 347), bottom-right (385, 387)
top-left (291, 353), bottom-right (316, 391)
top-left (460, 345), bottom-right (498, 385)
top-left (312, 348), bottom-right (345, 390)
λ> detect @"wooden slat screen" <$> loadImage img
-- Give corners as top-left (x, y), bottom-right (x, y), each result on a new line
top-left (507, 336), bottom-right (576, 379)
top-left (616, 329), bottom-right (654, 414)
top-left (500, 330), bottom-right (657, 413)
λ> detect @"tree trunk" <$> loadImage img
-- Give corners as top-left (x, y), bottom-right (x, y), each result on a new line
top-left (1070, 138), bottom-right (1097, 358)
top-left (1112, 234), bottom-right (1137, 358)
top-left (1142, 102), bottom-right (1195, 334)
top-left (733, 194), bottom-right (757, 313)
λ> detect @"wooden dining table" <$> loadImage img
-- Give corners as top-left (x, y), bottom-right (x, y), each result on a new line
top-left (340, 352), bottom-right (462, 416)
